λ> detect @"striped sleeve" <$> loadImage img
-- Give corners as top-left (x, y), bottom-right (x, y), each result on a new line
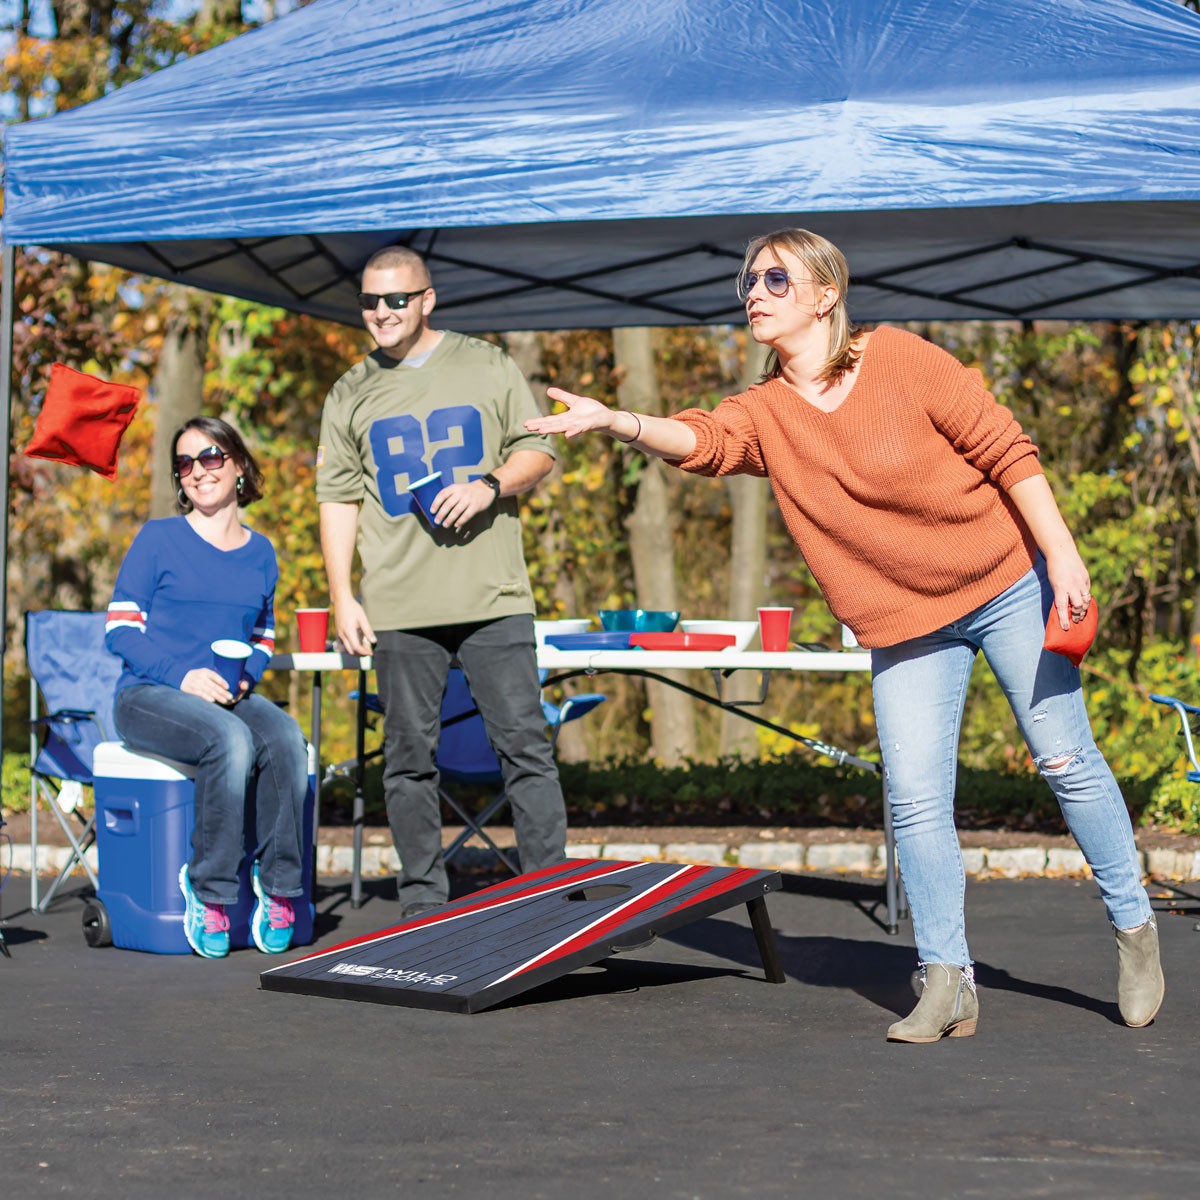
top-left (104, 527), bottom-right (189, 688)
top-left (105, 599), bottom-right (146, 635)
top-left (244, 538), bottom-right (280, 685)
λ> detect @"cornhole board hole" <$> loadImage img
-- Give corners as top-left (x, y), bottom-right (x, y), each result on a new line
top-left (260, 858), bottom-right (784, 1013)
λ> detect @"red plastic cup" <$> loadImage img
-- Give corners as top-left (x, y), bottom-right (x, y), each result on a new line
top-left (757, 607), bottom-right (793, 653)
top-left (296, 608), bottom-right (330, 653)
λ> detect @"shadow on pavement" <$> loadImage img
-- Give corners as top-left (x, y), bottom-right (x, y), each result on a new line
top-left (667, 873), bottom-right (1124, 1024)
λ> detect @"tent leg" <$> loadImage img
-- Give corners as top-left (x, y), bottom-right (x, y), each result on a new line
top-left (0, 245), bottom-right (14, 803)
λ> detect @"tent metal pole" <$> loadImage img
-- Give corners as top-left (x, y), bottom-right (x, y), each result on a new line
top-left (0, 244), bottom-right (15, 785)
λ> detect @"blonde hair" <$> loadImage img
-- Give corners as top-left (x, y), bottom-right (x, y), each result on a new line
top-left (738, 228), bottom-right (860, 386)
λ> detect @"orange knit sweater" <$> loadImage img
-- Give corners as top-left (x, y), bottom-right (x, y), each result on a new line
top-left (671, 325), bottom-right (1043, 649)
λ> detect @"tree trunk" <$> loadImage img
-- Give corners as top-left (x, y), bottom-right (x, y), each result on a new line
top-left (198, 0), bottom-right (243, 25)
top-left (506, 330), bottom-right (589, 763)
top-left (149, 293), bottom-right (209, 519)
top-left (615, 326), bottom-right (696, 765)
top-left (720, 339), bottom-right (771, 758)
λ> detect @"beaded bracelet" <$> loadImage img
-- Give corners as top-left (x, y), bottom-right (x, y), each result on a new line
top-left (616, 412), bottom-right (642, 444)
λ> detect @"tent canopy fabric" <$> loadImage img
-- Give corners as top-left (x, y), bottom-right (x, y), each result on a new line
top-left (4, 0), bottom-right (1200, 329)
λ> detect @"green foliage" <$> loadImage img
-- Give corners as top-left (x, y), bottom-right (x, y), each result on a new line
top-left (316, 747), bottom-right (1193, 835)
top-left (1142, 774), bottom-right (1200, 836)
top-left (1, 752), bottom-right (33, 815)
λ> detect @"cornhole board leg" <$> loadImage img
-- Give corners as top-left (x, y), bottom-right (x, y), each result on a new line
top-left (747, 896), bottom-right (785, 983)
top-left (261, 858), bottom-right (784, 1013)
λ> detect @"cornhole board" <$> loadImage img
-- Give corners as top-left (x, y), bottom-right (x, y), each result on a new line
top-left (260, 858), bottom-right (784, 1013)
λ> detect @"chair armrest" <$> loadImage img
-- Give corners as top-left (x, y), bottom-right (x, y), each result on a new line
top-left (553, 693), bottom-right (606, 727)
top-left (1150, 693), bottom-right (1200, 774)
top-left (30, 707), bottom-right (98, 727)
top-left (1149, 693), bottom-right (1200, 716)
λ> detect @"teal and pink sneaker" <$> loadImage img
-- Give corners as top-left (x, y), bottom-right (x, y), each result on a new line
top-left (178, 864), bottom-right (230, 959)
top-left (250, 862), bottom-right (296, 954)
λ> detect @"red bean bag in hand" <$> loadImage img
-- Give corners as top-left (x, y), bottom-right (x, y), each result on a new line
top-left (25, 364), bottom-right (141, 481)
top-left (1043, 597), bottom-right (1098, 667)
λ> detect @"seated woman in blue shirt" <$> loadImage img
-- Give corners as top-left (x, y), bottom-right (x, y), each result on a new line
top-left (105, 416), bottom-right (308, 959)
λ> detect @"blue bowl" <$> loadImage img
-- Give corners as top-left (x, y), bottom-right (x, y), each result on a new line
top-left (597, 608), bottom-right (680, 633)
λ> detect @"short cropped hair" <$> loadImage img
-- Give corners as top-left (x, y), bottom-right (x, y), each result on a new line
top-left (361, 245), bottom-right (432, 284)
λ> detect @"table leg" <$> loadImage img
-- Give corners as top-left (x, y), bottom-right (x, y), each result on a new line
top-left (310, 671), bottom-right (323, 896)
top-left (882, 773), bottom-right (900, 936)
top-left (351, 670), bottom-right (367, 909)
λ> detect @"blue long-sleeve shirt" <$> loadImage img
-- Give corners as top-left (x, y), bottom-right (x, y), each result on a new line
top-left (106, 516), bottom-right (278, 693)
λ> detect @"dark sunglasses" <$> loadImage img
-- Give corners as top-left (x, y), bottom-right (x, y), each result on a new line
top-left (737, 267), bottom-right (815, 301)
top-left (357, 288), bottom-right (430, 311)
top-left (174, 446), bottom-right (229, 478)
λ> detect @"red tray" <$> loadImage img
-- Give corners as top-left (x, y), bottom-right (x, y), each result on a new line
top-left (629, 632), bottom-right (736, 651)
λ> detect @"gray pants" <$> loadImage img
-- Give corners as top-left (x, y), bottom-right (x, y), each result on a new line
top-left (373, 613), bottom-right (567, 904)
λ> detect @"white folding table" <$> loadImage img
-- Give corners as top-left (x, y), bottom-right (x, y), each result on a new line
top-left (269, 646), bottom-right (907, 933)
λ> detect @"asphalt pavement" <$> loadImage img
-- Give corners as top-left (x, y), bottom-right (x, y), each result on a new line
top-left (2, 868), bottom-right (1198, 1199)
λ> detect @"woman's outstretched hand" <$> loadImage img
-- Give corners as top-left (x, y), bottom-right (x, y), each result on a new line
top-left (525, 388), bottom-right (620, 439)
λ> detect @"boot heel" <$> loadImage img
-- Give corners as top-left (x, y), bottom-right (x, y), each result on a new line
top-left (886, 964), bottom-right (980, 1043)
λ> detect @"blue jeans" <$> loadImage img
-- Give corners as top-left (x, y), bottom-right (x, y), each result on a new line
top-left (373, 614), bottom-right (567, 905)
top-left (114, 686), bottom-right (308, 906)
top-left (871, 557), bottom-right (1151, 967)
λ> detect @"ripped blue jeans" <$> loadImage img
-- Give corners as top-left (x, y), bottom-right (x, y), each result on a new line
top-left (872, 556), bottom-right (1151, 967)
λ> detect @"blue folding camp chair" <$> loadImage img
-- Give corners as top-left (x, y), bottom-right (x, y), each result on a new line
top-left (1150, 691), bottom-right (1200, 930)
top-left (26, 610), bottom-right (124, 912)
top-left (339, 667), bottom-right (606, 905)
top-left (437, 668), bottom-right (606, 872)
top-left (1150, 692), bottom-right (1200, 785)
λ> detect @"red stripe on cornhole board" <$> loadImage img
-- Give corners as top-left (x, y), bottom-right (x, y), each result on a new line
top-left (507, 864), bottom-right (714, 979)
top-left (272, 859), bottom-right (636, 968)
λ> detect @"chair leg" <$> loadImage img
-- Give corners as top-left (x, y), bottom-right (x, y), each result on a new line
top-left (37, 814), bottom-right (97, 912)
top-left (882, 775), bottom-right (900, 936)
top-left (33, 779), bottom-right (99, 913)
top-left (440, 789), bottom-right (520, 874)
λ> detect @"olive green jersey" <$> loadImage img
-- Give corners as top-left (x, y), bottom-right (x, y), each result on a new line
top-left (316, 332), bottom-right (555, 630)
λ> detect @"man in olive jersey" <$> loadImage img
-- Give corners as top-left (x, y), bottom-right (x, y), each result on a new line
top-left (317, 246), bottom-right (565, 917)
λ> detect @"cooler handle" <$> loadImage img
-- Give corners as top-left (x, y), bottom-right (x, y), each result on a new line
top-left (102, 800), bottom-right (139, 836)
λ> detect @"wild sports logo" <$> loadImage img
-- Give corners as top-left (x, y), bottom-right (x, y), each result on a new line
top-left (327, 962), bottom-right (458, 987)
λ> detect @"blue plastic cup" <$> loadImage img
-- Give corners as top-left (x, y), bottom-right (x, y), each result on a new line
top-left (406, 471), bottom-right (445, 524)
top-left (211, 639), bottom-right (252, 694)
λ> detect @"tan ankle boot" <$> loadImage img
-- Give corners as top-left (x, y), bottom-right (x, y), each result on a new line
top-left (887, 964), bottom-right (978, 1043)
top-left (1114, 917), bottom-right (1164, 1028)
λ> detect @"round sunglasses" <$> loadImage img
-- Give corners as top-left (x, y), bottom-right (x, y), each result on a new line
top-left (736, 267), bottom-right (818, 302)
top-left (174, 445), bottom-right (230, 478)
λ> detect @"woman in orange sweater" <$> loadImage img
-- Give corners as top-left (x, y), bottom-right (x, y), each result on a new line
top-left (526, 227), bottom-right (1163, 1043)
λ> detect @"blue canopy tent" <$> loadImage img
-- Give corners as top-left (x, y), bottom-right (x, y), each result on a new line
top-left (5, 0), bottom-right (1200, 330)
top-left (2, 0), bottom-right (1200, 744)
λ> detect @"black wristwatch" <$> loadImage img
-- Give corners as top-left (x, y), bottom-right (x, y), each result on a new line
top-left (479, 473), bottom-right (502, 503)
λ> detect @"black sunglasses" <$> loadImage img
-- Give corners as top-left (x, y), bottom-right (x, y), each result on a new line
top-left (736, 267), bottom-right (816, 301)
top-left (357, 288), bottom-right (430, 311)
top-left (174, 445), bottom-right (230, 478)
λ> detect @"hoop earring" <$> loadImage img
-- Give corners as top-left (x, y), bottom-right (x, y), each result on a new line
top-left (176, 486), bottom-right (190, 509)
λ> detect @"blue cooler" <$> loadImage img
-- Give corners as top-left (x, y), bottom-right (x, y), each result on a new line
top-left (91, 741), bottom-right (316, 954)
